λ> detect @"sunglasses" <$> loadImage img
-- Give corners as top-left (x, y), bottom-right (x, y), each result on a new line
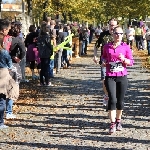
top-left (109, 24), bottom-right (116, 27)
top-left (113, 32), bottom-right (123, 35)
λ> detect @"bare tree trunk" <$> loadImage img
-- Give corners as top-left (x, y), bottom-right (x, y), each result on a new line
top-left (22, 0), bottom-right (24, 13)
top-left (43, 1), bottom-right (47, 21)
top-left (27, 0), bottom-right (32, 16)
top-left (0, 0), bottom-right (2, 19)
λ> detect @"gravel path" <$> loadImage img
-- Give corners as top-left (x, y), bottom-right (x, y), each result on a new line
top-left (0, 41), bottom-right (149, 150)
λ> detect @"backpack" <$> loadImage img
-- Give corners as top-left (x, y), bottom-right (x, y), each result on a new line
top-left (26, 43), bottom-right (41, 64)
top-left (37, 34), bottom-right (53, 58)
top-left (9, 37), bottom-right (26, 62)
top-left (3, 35), bottom-right (12, 51)
top-left (55, 29), bottom-right (59, 42)
top-left (82, 31), bottom-right (88, 41)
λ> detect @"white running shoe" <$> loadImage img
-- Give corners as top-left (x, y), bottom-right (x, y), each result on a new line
top-left (6, 113), bottom-right (16, 119)
top-left (46, 82), bottom-right (54, 87)
top-left (0, 124), bottom-right (8, 129)
top-left (21, 79), bottom-right (29, 83)
top-left (32, 75), bottom-right (39, 80)
top-left (103, 95), bottom-right (109, 106)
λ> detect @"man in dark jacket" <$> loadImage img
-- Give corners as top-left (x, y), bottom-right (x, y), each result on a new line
top-left (89, 25), bottom-right (95, 43)
top-left (93, 18), bottom-right (118, 108)
top-left (9, 30), bottom-right (26, 63)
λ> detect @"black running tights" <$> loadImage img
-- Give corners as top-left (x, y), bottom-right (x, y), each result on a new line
top-left (105, 76), bottom-right (128, 110)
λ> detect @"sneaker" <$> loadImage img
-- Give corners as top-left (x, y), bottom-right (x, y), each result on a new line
top-left (56, 70), bottom-right (59, 74)
top-left (67, 66), bottom-right (71, 69)
top-left (63, 63), bottom-right (67, 68)
top-left (32, 75), bottom-right (39, 80)
top-left (116, 122), bottom-right (122, 131)
top-left (46, 82), bottom-right (54, 86)
top-left (6, 113), bottom-right (16, 119)
top-left (0, 124), bottom-right (8, 129)
top-left (109, 123), bottom-right (116, 134)
top-left (103, 95), bottom-right (109, 106)
top-left (21, 79), bottom-right (29, 83)
top-left (26, 79), bottom-right (29, 82)
top-left (38, 83), bottom-right (45, 86)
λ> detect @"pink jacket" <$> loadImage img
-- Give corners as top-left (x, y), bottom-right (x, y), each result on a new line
top-left (102, 42), bottom-right (134, 76)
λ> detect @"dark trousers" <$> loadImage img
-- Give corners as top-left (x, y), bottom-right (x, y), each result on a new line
top-left (127, 39), bottom-right (133, 49)
top-left (49, 59), bottom-right (54, 77)
top-left (105, 76), bottom-right (128, 110)
top-left (55, 50), bottom-right (62, 72)
top-left (89, 34), bottom-right (93, 43)
top-left (135, 35), bottom-right (144, 50)
top-left (0, 95), bottom-right (6, 125)
top-left (147, 40), bottom-right (150, 55)
top-left (40, 58), bottom-right (50, 85)
top-left (81, 40), bottom-right (87, 55)
top-left (62, 50), bottom-right (70, 67)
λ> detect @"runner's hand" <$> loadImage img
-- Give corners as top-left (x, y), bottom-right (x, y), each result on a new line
top-left (13, 57), bottom-right (21, 63)
top-left (101, 62), bottom-right (106, 67)
top-left (119, 53), bottom-right (125, 62)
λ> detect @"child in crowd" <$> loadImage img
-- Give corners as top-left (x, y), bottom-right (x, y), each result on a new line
top-left (26, 36), bottom-right (41, 79)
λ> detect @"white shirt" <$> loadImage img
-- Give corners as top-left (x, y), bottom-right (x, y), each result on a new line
top-left (95, 28), bottom-right (102, 35)
top-left (126, 28), bottom-right (135, 40)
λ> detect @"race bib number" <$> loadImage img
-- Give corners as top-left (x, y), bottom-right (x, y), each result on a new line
top-left (109, 61), bottom-right (124, 72)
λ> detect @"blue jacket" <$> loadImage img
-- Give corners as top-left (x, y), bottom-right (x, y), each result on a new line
top-left (0, 49), bottom-right (12, 69)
